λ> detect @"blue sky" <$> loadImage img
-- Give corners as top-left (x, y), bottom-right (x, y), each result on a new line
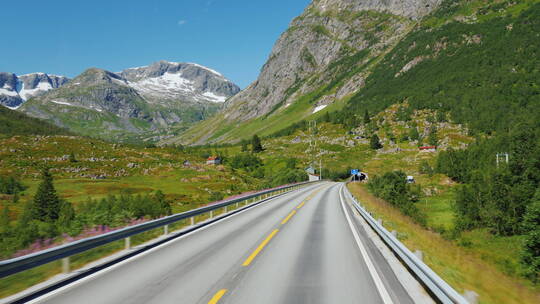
top-left (0, 0), bottom-right (310, 88)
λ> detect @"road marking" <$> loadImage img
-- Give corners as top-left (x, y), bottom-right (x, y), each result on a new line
top-left (296, 201), bottom-right (305, 209)
top-left (281, 210), bottom-right (296, 225)
top-left (339, 185), bottom-right (394, 304)
top-left (24, 184), bottom-right (324, 304)
top-left (242, 229), bottom-right (279, 266)
top-left (208, 289), bottom-right (227, 304)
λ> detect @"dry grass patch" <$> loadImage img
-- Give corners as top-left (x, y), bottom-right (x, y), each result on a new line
top-left (347, 182), bottom-right (540, 304)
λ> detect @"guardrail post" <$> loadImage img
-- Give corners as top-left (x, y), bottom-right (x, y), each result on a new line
top-left (125, 237), bottom-right (131, 250)
top-left (377, 218), bottom-right (383, 226)
top-left (414, 250), bottom-right (423, 261)
top-left (190, 216), bottom-right (194, 226)
top-left (391, 230), bottom-right (398, 238)
top-left (164, 225), bottom-right (169, 235)
top-left (210, 210), bottom-right (213, 218)
top-left (62, 257), bottom-right (70, 274)
top-left (236, 202), bottom-right (239, 208)
top-left (463, 290), bottom-right (479, 304)
top-left (224, 206), bottom-right (228, 213)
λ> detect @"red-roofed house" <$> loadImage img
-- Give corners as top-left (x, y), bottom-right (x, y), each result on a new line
top-left (419, 146), bottom-right (437, 152)
top-left (206, 156), bottom-right (221, 165)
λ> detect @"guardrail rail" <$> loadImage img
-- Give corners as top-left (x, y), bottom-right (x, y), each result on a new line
top-left (0, 181), bottom-right (318, 278)
top-left (342, 185), bottom-right (468, 304)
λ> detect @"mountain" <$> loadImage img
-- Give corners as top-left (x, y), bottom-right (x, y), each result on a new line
top-left (18, 62), bottom-right (239, 142)
top-left (170, 0), bottom-right (442, 145)
top-left (0, 72), bottom-right (69, 108)
top-left (119, 61), bottom-right (239, 104)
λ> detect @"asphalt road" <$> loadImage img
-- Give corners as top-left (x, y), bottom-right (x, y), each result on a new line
top-left (31, 182), bottom-right (414, 304)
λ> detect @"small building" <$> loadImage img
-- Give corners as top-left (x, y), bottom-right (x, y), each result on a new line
top-left (206, 156), bottom-right (221, 165)
top-left (419, 146), bottom-right (437, 152)
top-left (308, 173), bottom-right (320, 182)
top-left (407, 176), bottom-right (415, 184)
top-left (305, 166), bottom-right (316, 175)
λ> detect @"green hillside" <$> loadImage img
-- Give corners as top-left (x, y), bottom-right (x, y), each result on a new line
top-left (0, 106), bottom-right (70, 136)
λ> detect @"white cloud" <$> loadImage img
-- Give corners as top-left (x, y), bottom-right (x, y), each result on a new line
top-left (177, 20), bottom-right (187, 26)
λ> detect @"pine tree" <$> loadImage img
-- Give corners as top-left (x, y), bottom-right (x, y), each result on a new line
top-left (32, 168), bottom-right (61, 222)
top-left (363, 110), bottom-right (371, 124)
top-left (370, 134), bottom-right (383, 150)
top-left (409, 127), bottom-right (420, 141)
top-left (252, 135), bottom-right (263, 153)
top-left (428, 126), bottom-right (438, 146)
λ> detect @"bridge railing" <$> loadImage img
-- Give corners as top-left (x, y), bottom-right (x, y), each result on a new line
top-left (0, 181), bottom-right (317, 278)
top-left (342, 185), bottom-right (468, 304)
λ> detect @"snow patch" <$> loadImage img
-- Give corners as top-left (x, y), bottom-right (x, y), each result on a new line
top-left (0, 88), bottom-right (19, 97)
top-left (127, 72), bottom-right (196, 98)
top-left (313, 104), bottom-right (328, 113)
top-left (19, 82), bottom-right (53, 100)
top-left (50, 100), bottom-right (73, 106)
top-left (202, 91), bottom-right (227, 103)
top-left (5, 104), bottom-right (21, 110)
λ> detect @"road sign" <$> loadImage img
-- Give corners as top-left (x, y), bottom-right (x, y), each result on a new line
top-left (351, 169), bottom-right (359, 175)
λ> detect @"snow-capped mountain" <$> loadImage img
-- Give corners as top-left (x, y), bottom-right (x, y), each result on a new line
top-left (0, 72), bottom-right (69, 108)
top-left (18, 61), bottom-right (240, 141)
top-left (117, 61), bottom-right (240, 104)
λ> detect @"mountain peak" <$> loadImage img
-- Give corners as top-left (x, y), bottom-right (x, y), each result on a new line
top-left (0, 72), bottom-right (69, 108)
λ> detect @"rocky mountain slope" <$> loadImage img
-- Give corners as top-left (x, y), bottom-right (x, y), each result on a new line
top-left (19, 61), bottom-right (239, 142)
top-left (171, 0), bottom-right (442, 145)
top-left (172, 0), bottom-right (539, 147)
top-left (0, 72), bottom-right (69, 108)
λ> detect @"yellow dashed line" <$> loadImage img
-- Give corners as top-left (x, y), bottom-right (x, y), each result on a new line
top-left (208, 289), bottom-right (227, 304)
top-left (242, 229), bottom-right (279, 266)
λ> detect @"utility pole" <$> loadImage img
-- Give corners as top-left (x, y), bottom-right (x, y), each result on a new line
top-left (308, 120), bottom-right (322, 180)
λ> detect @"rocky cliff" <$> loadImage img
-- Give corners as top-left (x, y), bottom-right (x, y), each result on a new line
top-left (173, 0), bottom-right (441, 145)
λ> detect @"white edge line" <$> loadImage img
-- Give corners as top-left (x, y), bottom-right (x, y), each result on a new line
top-left (27, 184), bottom-right (321, 304)
top-left (338, 184), bottom-right (394, 304)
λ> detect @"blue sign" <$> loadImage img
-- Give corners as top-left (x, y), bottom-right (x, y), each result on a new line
top-left (351, 169), bottom-right (359, 175)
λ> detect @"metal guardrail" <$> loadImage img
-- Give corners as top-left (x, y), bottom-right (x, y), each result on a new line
top-left (342, 185), bottom-right (468, 304)
top-left (0, 181), bottom-right (317, 278)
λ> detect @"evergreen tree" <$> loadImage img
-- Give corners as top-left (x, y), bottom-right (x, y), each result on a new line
top-left (428, 126), bottom-right (438, 146)
top-left (370, 134), bottom-right (383, 150)
top-left (409, 127), bottom-right (420, 141)
top-left (363, 110), bottom-right (371, 124)
top-left (521, 190), bottom-right (540, 282)
top-left (252, 135), bottom-right (263, 153)
top-left (32, 168), bottom-right (61, 222)
top-left (241, 141), bottom-right (248, 152)
top-left (57, 200), bottom-right (75, 230)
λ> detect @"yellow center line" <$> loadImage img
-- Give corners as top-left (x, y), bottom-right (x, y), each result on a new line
top-left (242, 229), bottom-right (279, 266)
top-left (208, 289), bottom-right (227, 304)
top-left (281, 210), bottom-right (297, 225)
top-left (296, 201), bottom-right (305, 209)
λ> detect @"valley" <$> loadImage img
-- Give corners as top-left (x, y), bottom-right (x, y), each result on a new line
top-left (1, 0), bottom-right (539, 303)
